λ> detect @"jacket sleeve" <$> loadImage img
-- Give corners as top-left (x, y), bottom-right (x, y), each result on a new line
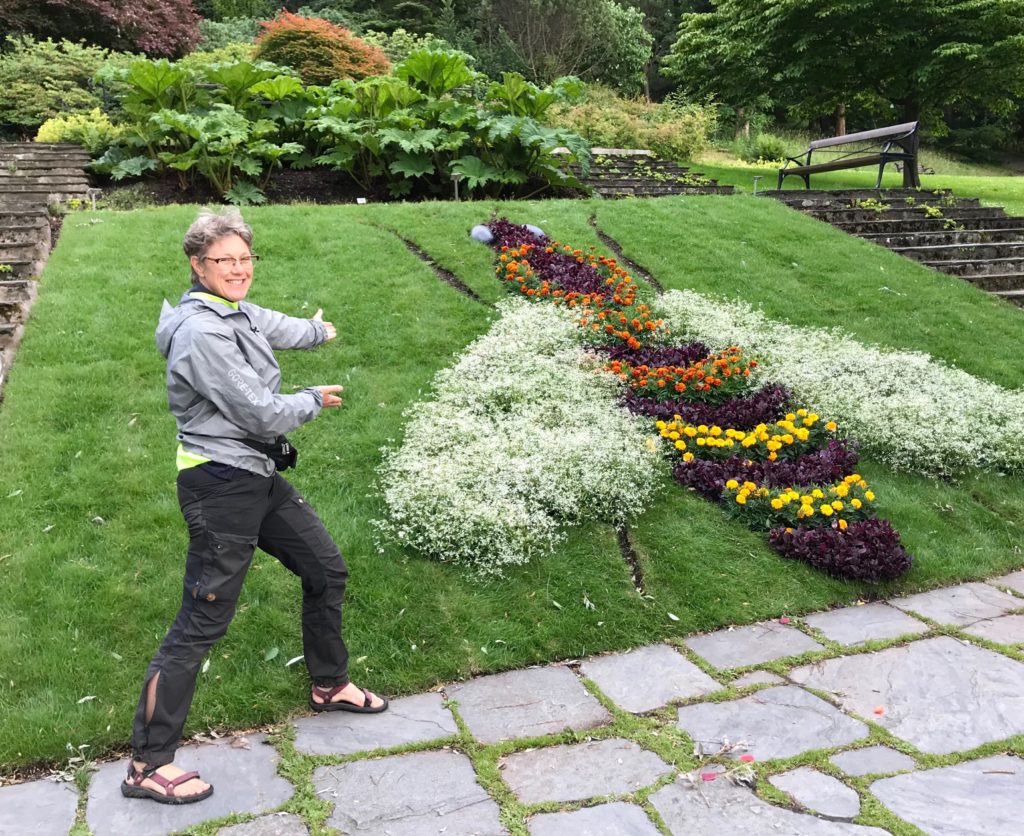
top-left (186, 325), bottom-right (322, 437)
top-left (247, 303), bottom-right (327, 351)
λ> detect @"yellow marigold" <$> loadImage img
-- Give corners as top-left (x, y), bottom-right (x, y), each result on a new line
top-left (820, 504), bottom-right (834, 516)
top-left (770, 498), bottom-right (784, 510)
top-left (832, 500), bottom-right (844, 511)
top-left (865, 490), bottom-right (875, 501)
top-left (838, 518), bottom-right (848, 530)
top-left (684, 427), bottom-right (698, 438)
top-left (812, 489), bottom-right (825, 499)
top-left (742, 481), bottom-right (757, 492)
top-left (797, 505), bottom-right (814, 518)
top-left (736, 494), bottom-right (747, 505)
top-left (669, 431), bottom-right (680, 440)
top-left (826, 421), bottom-right (838, 431)
top-left (851, 498), bottom-right (862, 509)
top-left (697, 424), bottom-right (709, 434)
top-left (725, 479), bottom-right (739, 490)
top-left (785, 413), bottom-right (796, 421)
top-left (797, 408), bottom-right (808, 417)
top-left (675, 440), bottom-right (687, 451)
top-left (834, 483), bottom-right (849, 497)
top-left (709, 426), bottom-right (723, 437)
top-left (655, 420), bottom-right (666, 430)
top-left (682, 452), bottom-right (694, 462)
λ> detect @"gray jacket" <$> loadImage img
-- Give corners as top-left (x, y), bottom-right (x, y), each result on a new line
top-left (156, 290), bottom-right (329, 476)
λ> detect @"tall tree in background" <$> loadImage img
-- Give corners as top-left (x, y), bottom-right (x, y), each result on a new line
top-left (0, 0), bottom-right (201, 56)
top-left (663, 0), bottom-right (1024, 135)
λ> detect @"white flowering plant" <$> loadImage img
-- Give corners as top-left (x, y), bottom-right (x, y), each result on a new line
top-left (376, 299), bottom-right (665, 576)
top-left (656, 290), bottom-right (1024, 476)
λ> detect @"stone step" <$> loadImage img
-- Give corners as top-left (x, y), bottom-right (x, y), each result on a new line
top-left (810, 206), bottom-right (1006, 223)
top-left (0, 162), bottom-right (91, 174)
top-left (960, 272), bottom-right (1024, 293)
top-left (769, 193), bottom-right (972, 210)
top-left (921, 256), bottom-right (1024, 278)
top-left (861, 228), bottom-right (1024, 247)
top-left (0, 240), bottom-right (44, 260)
top-left (763, 187), bottom-right (952, 202)
top-left (992, 288), bottom-right (1024, 306)
top-left (0, 260), bottom-right (36, 279)
top-left (833, 216), bottom-right (1024, 235)
top-left (0, 190), bottom-right (87, 206)
top-left (892, 241), bottom-right (1024, 263)
top-left (0, 172), bottom-right (91, 184)
top-left (0, 226), bottom-right (47, 245)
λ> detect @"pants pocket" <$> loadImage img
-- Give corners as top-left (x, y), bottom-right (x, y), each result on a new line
top-left (193, 530), bottom-right (257, 604)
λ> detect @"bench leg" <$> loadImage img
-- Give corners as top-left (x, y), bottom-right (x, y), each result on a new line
top-left (777, 171), bottom-right (784, 190)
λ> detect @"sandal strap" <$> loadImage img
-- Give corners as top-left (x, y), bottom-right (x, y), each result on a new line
top-left (312, 683), bottom-right (350, 703)
top-left (126, 763), bottom-right (201, 797)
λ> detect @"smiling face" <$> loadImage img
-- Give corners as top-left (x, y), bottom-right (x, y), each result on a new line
top-left (190, 233), bottom-right (254, 303)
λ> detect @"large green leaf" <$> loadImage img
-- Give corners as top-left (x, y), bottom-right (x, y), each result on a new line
top-left (203, 62), bottom-right (280, 109)
top-left (378, 127), bottom-right (442, 153)
top-left (395, 49), bottom-right (478, 98)
top-left (108, 155), bottom-right (158, 180)
top-left (251, 76), bottom-right (306, 103)
top-left (448, 155), bottom-right (503, 190)
top-left (389, 152), bottom-right (435, 178)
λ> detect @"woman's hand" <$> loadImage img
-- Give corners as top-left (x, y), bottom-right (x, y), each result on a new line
top-left (317, 385), bottom-right (344, 408)
top-left (313, 308), bottom-right (337, 340)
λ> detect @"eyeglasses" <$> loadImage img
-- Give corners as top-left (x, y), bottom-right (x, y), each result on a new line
top-left (203, 254), bottom-right (261, 267)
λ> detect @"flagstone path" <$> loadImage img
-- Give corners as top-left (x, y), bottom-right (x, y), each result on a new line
top-left (2, 571), bottom-right (1022, 835)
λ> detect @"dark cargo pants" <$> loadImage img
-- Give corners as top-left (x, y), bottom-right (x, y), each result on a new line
top-left (130, 465), bottom-right (349, 766)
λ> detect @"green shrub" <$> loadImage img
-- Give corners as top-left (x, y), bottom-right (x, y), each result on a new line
top-left (197, 17), bottom-right (262, 50)
top-left (253, 11), bottom-right (390, 85)
top-left (361, 28), bottom-right (451, 64)
top-left (96, 183), bottom-right (155, 210)
top-left (34, 108), bottom-right (123, 154)
top-left (548, 85), bottom-right (716, 161)
top-left (741, 132), bottom-right (789, 163)
top-left (0, 36), bottom-right (118, 132)
top-left (176, 42), bottom-right (258, 72)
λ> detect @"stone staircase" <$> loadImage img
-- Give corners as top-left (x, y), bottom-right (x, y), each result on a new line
top-left (562, 148), bottom-right (734, 197)
top-left (0, 142), bottom-right (91, 396)
top-left (761, 188), bottom-right (1024, 307)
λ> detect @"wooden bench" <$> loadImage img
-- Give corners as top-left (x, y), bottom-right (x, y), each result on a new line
top-left (777, 121), bottom-right (920, 190)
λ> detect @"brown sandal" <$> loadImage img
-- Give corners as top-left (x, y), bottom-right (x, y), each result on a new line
top-left (310, 683), bottom-right (388, 714)
top-left (120, 762), bottom-right (213, 805)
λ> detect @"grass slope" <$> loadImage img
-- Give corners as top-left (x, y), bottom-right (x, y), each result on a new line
top-left (693, 158), bottom-right (1024, 217)
top-left (0, 198), bottom-right (1021, 771)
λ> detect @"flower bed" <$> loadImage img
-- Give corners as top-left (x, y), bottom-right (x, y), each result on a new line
top-left (479, 219), bottom-right (913, 581)
top-left (656, 290), bottom-right (1024, 477)
top-left (375, 299), bottom-right (664, 576)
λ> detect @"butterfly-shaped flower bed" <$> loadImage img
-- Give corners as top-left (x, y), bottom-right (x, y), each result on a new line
top-left (486, 218), bottom-right (912, 582)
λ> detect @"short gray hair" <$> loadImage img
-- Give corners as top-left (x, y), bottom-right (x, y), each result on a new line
top-left (183, 208), bottom-right (254, 281)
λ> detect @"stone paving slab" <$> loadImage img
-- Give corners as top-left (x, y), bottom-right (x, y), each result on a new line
top-left (733, 670), bottom-right (785, 688)
top-left (218, 812), bottom-right (308, 835)
top-left (579, 644), bottom-right (720, 713)
top-left (684, 621), bottom-right (823, 669)
top-left (988, 570), bottom-right (1024, 595)
top-left (962, 613), bottom-right (1024, 645)
top-left (790, 636), bottom-right (1024, 755)
top-left (528, 802), bottom-right (660, 835)
top-left (86, 734), bottom-right (294, 836)
top-left (804, 602), bottom-right (927, 646)
top-left (313, 750), bottom-right (505, 835)
top-left (292, 692), bottom-right (457, 756)
top-left (890, 582), bottom-right (1020, 626)
top-left (769, 767), bottom-right (861, 818)
top-left (676, 685), bottom-right (868, 760)
top-left (871, 754), bottom-right (1024, 836)
top-left (499, 737), bottom-right (672, 803)
top-left (650, 774), bottom-right (888, 835)
top-left (830, 746), bottom-right (916, 777)
top-left (0, 779), bottom-right (77, 836)
top-left (445, 666), bottom-right (611, 744)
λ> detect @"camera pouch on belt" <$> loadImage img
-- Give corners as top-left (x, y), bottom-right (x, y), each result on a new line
top-left (242, 435), bottom-right (298, 471)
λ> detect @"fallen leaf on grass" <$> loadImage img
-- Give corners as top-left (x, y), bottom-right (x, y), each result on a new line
top-left (667, 612), bottom-right (679, 622)
top-left (263, 646), bottom-right (279, 662)
top-left (285, 655), bottom-right (304, 667)
top-left (229, 736), bottom-right (250, 750)
top-left (77, 695), bottom-right (96, 704)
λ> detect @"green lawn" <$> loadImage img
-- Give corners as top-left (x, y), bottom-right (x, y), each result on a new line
top-left (0, 197), bottom-right (1021, 772)
top-left (690, 156), bottom-right (1024, 217)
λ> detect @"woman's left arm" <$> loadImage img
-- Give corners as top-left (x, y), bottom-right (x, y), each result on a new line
top-left (247, 304), bottom-right (336, 350)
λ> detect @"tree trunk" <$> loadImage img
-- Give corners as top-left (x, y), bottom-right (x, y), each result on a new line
top-left (735, 106), bottom-right (749, 140)
top-left (835, 103), bottom-right (846, 136)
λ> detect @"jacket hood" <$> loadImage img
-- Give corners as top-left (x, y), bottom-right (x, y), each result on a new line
top-left (155, 290), bottom-right (233, 358)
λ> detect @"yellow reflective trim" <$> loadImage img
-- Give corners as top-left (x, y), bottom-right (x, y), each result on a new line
top-left (189, 291), bottom-right (239, 310)
top-left (176, 444), bottom-right (210, 471)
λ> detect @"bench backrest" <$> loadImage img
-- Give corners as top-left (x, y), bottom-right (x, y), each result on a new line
top-left (809, 121), bottom-right (918, 151)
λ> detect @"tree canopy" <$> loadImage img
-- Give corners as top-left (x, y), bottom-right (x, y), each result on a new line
top-left (663, 0), bottom-right (1024, 132)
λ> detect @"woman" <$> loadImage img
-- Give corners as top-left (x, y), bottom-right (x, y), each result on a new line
top-left (123, 208), bottom-right (386, 805)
